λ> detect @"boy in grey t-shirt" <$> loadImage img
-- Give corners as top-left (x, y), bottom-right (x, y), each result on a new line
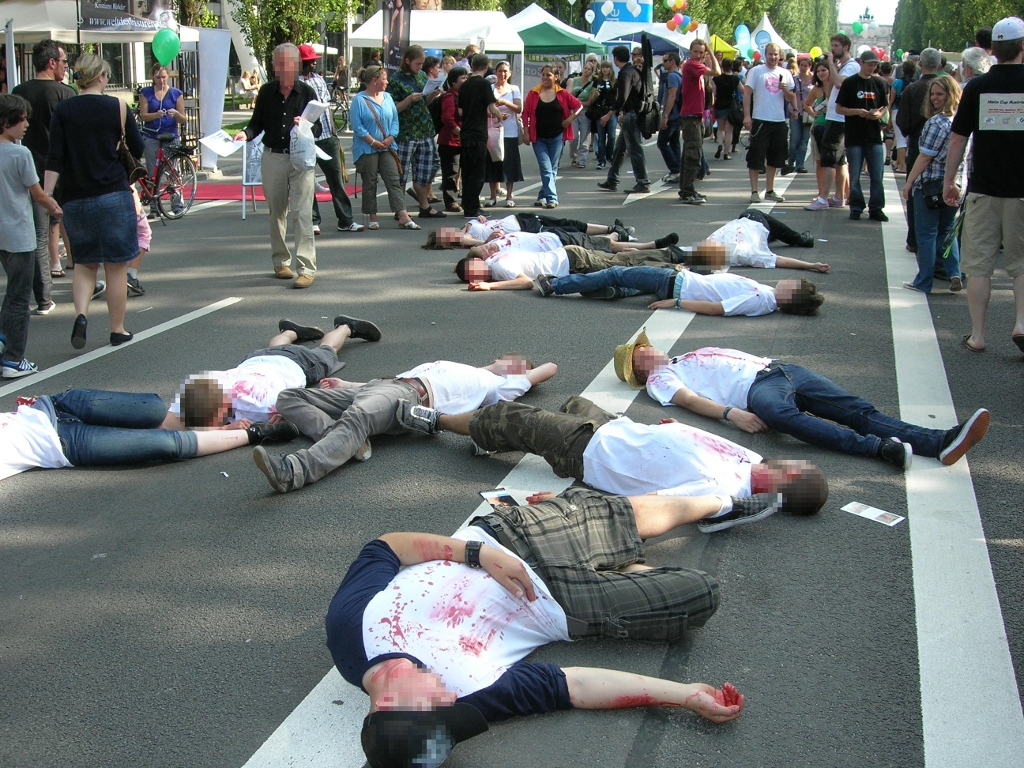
top-left (0, 94), bottom-right (63, 378)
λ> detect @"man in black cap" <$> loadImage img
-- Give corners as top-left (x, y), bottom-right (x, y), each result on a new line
top-left (326, 487), bottom-right (748, 767)
top-left (835, 49), bottom-right (891, 221)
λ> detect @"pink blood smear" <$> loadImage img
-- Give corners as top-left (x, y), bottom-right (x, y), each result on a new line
top-left (430, 600), bottom-right (475, 628)
top-left (458, 629), bottom-right (497, 657)
top-left (611, 694), bottom-right (663, 708)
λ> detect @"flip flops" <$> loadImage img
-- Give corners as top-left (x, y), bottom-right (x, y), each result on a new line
top-left (401, 220), bottom-right (421, 230)
top-left (51, 269), bottom-right (66, 278)
top-left (962, 334), bottom-right (985, 353)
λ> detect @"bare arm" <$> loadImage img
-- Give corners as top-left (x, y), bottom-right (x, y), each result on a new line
top-left (468, 275), bottom-right (534, 291)
top-left (524, 362), bottom-right (558, 385)
top-left (772, 255), bottom-right (829, 272)
top-left (563, 667), bottom-right (744, 723)
top-left (648, 298), bottom-right (726, 315)
top-left (943, 132), bottom-right (969, 205)
top-left (902, 151), bottom-right (935, 199)
top-left (669, 387), bottom-right (768, 433)
top-left (29, 183), bottom-right (61, 217)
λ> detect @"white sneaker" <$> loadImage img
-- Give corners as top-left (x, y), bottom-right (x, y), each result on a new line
top-left (339, 222), bottom-right (365, 232)
top-left (313, 224), bottom-right (321, 235)
top-left (1, 359), bottom-right (39, 378)
top-left (662, 173), bottom-right (680, 183)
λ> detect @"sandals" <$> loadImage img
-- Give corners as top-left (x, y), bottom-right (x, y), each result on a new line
top-left (51, 269), bottom-right (66, 278)
top-left (367, 221), bottom-right (380, 230)
top-left (483, 199), bottom-right (497, 208)
top-left (962, 334), bottom-right (985, 353)
top-left (504, 200), bottom-right (515, 208)
top-left (400, 220), bottom-right (422, 230)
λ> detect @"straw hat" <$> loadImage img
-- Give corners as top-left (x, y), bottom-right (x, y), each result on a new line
top-left (613, 328), bottom-right (652, 389)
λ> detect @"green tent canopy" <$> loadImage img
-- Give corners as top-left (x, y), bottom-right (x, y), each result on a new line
top-left (510, 4), bottom-right (606, 55)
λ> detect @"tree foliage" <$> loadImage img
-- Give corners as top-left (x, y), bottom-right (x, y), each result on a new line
top-left (228, 0), bottom-right (361, 70)
top-left (892, 0), bottom-right (1023, 52)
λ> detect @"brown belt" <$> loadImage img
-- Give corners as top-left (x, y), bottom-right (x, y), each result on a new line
top-left (395, 377), bottom-right (429, 405)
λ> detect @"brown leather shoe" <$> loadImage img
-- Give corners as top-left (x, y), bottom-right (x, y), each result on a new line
top-left (293, 274), bottom-right (315, 289)
top-left (274, 265), bottom-right (295, 279)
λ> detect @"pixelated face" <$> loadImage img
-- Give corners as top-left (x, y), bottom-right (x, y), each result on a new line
top-left (632, 346), bottom-right (670, 381)
top-left (376, 663), bottom-right (456, 713)
top-left (762, 460), bottom-right (816, 488)
top-left (463, 259), bottom-right (491, 282)
top-left (435, 228), bottom-right (462, 245)
top-left (492, 354), bottom-right (531, 376)
top-left (774, 279), bottom-right (803, 305)
top-left (691, 240), bottom-right (727, 269)
top-left (273, 50), bottom-right (300, 81)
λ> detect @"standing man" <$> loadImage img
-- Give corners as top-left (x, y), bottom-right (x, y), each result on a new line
top-left (742, 43), bottom-right (795, 204)
top-left (458, 53), bottom-right (502, 218)
top-left (678, 39), bottom-right (720, 205)
top-left (896, 48), bottom-right (941, 252)
top-left (835, 50), bottom-right (889, 221)
top-left (597, 46), bottom-right (650, 194)
top-left (297, 44), bottom-right (364, 235)
top-left (944, 17), bottom-right (1024, 354)
top-left (12, 39), bottom-right (75, 316)
top-left (806, 34), bottom-right (860, 211)
top-left (387, 44), bottom-right (446, 220)
top-left (233, 43), bottom-right (319, 289)
top-left (656, 52), bottom-right (682, 183)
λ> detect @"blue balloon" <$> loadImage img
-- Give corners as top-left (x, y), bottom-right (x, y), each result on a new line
top-left (735, 24), bottom-right (750, 51)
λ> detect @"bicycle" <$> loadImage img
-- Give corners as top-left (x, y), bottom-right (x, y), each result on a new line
top-left (137, 131), bottom-right (198, 220)
top-left (329, 92), bottom-right (350, 133)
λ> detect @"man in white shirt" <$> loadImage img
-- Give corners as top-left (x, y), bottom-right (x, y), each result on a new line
top-left (418, 396), bottom-right (829, 519)
top-left (742, 43), bottom-right (796, 204)
top-left (685, 209), bottom-right (828, 272)
top-left (612, 332), bottom-right (991, 472)
top-left (252, 355), bottom-right (558, 493)
top-left (438, 213), bottom-right (637, 248)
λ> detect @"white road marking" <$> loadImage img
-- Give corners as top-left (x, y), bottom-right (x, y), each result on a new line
top-left (0, 298), bottom-right (243, 399)
top-left (880, 172), bottom-right (1024, 767)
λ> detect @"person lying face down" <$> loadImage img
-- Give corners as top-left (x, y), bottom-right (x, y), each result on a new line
top-left (613, 330), bottom-right (990, 471)
top-left (327, 486), bottom-right (749, 767)
top-left (534, 264), bottom-right (825, 317)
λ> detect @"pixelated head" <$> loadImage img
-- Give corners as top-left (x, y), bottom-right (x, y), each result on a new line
top-left (687, 240), bottom-right (728, 270)
top-left (423, 228), bottom-right (461, 250)
top-left (491, 353), bottom-right (534, 375)
top-left (179, 376), bottom-right (229, 428)
top-left (775, 278), bottom-right (825, 316)
top-left (762, 459), bottom-right (829, 515)
top-left (453, 257), bottom-right (490, 283)
top-left (613, 328), bottom-right (653, 388)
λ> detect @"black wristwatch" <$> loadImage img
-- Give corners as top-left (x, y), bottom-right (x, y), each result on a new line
top-left (464, 540), bottom-right (483, 568)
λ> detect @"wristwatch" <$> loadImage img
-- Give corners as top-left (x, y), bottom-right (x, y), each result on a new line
top-left (464, 540), bottom-right (483, 568)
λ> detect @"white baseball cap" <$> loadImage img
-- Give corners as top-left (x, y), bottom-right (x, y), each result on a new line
top-left (993, 17), bottom-right (1024, 41)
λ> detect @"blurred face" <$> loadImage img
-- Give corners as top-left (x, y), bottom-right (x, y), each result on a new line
top-left (435, 228), bottom-right (461, 245)
top-left (929, 82), bottom-right (948, 111)
top-left (464, 259), bottom-right (491, 282)
top-left (476, 241), bottom-right (501, 258)
top-left (691, 240), bottom-right (728, 269)
top-left (631, 346), bottom-right (670, 381)
top-left (373, 661), bottom-right (456, 713)
top-left (492, 354), bottom-right (531, 376)
top-left (751, 460), bottom-right (817, 492)
top-left (774, 279), bottom-right (802, 305)
top-left (408, 55), bottom-right (424, 74)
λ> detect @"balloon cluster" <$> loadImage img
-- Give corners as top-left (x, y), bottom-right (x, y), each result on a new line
top-left (624, 0), bottom-right (642, 17)
top-left (664, 0), bottom-right (697, 32)
top-left (152, 28), bottom-right (180, 66)
top-left (852, 20), bottom-right (864, 35)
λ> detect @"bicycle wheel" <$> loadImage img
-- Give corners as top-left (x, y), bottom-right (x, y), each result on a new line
top-left (155, 153), bottom-right (198, 220)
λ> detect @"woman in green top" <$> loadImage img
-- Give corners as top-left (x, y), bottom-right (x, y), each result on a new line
top-left (803, 60), bottom-right (834, 211)
top-left (569, 61), bottom-right (596, 168)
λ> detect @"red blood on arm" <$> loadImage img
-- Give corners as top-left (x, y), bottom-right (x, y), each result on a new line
top-left (611, 694), bottom-right (678, 708)
top-left (442, 544), bottom-right (453, 561)
top-left (492, 563), bottom-right (503, 569)
top-left (716, 682), bottom-right (740, 707)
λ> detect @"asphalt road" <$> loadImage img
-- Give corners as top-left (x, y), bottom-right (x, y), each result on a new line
top-left (1, 137), bottom-right (1021, 768)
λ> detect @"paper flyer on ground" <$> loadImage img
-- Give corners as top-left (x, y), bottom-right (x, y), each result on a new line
top-left (842, 501), bottom-right (905, 527)
top-left (479, 488), bottom-right (530, 511)
top-left (199, 130), bottom-right (244, 157)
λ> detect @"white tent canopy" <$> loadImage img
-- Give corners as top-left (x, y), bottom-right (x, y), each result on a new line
top-left (509, 3), bottom-right (596, 39)
top-left (752, 13), bottom-right (794, 53)
top-left (0, 0), bottom-right (199, 43)
top-left (350, 10), bottom-right (524, 54)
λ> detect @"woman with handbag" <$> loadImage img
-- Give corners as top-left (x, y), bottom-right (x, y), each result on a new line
top-left (521, 64), bottom-right (582, 209)
top-left (45, 54), bottom-right (144, 349)
top-left (901, 74), bottom-right (964, 294)
top-left (587, 61), bottom-right (617, 170)
top-left (350, 66), bottom-right (419, 230)
top-left (485, 60), bottom-right (524, 208)
top-left (711, 59), bottom-right (740, 160)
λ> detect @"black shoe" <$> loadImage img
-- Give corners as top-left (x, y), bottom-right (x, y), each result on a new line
top-left (880, 437), bottom-right (913, 470)
top-left (418, 207), bottom-right (446, 219)
top-left (252, 446), bottom-right (296, 493)
top-left (110, 332), bottom-right (134, 346)
top-left (597, 180), bottom-right (618, 191)
top-left (533, 274), bottom-right (556, 296)
top-left (781, 164), bottom-right (795, 176)
top-left (126, 274), bottom-right (145, 296)
top-left (654, 233), bottom-right (680, 248)
top-left (613, 219), bottom-right (636, 239)
top-left (395, 400), bottom-right (440, 435)
top-left (247, 420), bottom-right (300, 446)
top-left (628, 182), bottom-right (651, 193)
top-left (697, 493), bottom-right (783, 533)
top-left (849, 211), bottom-right (862, 220)
top-left (797, 231), bottom-right (815, 248)
top-left (334, 315), bottom-right (382, 342)
top-left (939, 408), bottom-right (990, 465)
top-left (580, 286), bottom-right (625, 300)
top-left (71, 314), bottom-right (88, 349)
top-left (714, 145), bottom-right (722, 159)
top-left (869, 210), bottom-right (889, 222)
top-left (91, 281), bottom-right (106, 300)
top-left (278, 319), bottom-right (325, 343)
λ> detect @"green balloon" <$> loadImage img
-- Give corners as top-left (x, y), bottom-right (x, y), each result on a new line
top-left (152, 28), bottom-right (180, 67)
top-left (896, 48), bottom-right (904, 57)
top-left (852, 21), bottom-right (864, 35)
top-left (748, 48), bottom-right (756, 57)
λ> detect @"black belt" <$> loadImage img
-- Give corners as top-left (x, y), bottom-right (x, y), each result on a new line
top-left (394, 377), bottom-right (429, 405)
top-left (269, 147), bottom-right (290, 154)
top-left (755, 360), bottom-right (785, 377)
top-left (473, 516), bottom-right (530, 562)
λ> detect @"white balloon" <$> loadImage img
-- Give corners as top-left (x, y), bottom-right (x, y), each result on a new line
top-left (585, 8), bottom-right (596, 23)
top-left (857, 44), bottom-right (871, 56)
top-left (629, 2), bottom-right (641, 16)
top-left (601, 0), bottom-right (614, 16)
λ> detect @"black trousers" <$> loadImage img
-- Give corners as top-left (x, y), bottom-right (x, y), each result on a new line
top-left (438, 144), bottom-right (461, 210)
top-left (311, 136), bottom-right (355, 228)
top-left (739, 209), bottom-right (804, 246)
top-left (460, 140), bottom-right (488, 217)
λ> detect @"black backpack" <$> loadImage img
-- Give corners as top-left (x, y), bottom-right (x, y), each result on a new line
top-left (428, 89), bottom-right (447, 134)
top-left (636, 35), bottom-right (662, 139)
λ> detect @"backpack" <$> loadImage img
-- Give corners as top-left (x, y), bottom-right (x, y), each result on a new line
top-left (729, 85), bottom-right (744, 127)
top-left (636, 35), bottom-right (662, 139)
top-left (428, 89), bottom-right (447, 134)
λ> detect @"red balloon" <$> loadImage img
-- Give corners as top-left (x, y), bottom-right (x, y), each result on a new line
top-left (753, 50), bottom-right (762, 61)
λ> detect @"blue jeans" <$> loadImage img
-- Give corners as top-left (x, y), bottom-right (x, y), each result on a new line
top-left (911, 190), bottom-right (961, 293)
top-left (41, 389), bottom-right (198, 466)
top-left (532, 136), bottom-right (564, 204)
top-left (606, 113), bottom-right (649, 185)
top-left (745, 365), bottom-right (948, 458)
top-left (788, 118), bottom-right (811, 170)
top-left (657, 116), bottom-right (681, 174)
top-left (845, 143), bottom-right (885, 214)
top-left (594, 114), bottom-right (617, 165)
top-left (0, 249), bottom-right (34, 363)
top-left (552, 265), bottom-right (670, 298)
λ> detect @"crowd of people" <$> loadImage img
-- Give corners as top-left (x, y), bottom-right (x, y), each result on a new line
top-left (1, 17), bottom-right (1021, 768)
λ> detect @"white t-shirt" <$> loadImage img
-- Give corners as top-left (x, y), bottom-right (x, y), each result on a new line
top-left (170, 355), bottom-right (308, 423)
top-left (0, 406), bottom-right (71, 481)
top-left (488, 231), bottom-right (562, 254)
top-left (361, 526), bottom-right (569, 698)
top-left (486, 248), bottom-right (570, 281)
top-left (708, 217), bottom-right (777, 268)
top-left (397, 360), bottom-right (532, 414)
top-left (826, 58), bottom-right (862, 122)
top-left (673, 271), bottom-right (778, 316)
top-left (494, 84), bottom-right (522, 138)
top-left (582, 418), bottom-right (761, 497)
top-left (745, 64), bottom-right (794, 122)
top-left (467, 214), bottom-right (521, 242)
top-left (646, 348), bottom-right (772, 410)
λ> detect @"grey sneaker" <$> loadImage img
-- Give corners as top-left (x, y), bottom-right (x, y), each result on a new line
top-left (252, 446), bottom-right (296, 493)
top-left (91, 281), bottom-right (106, 300)
top-left (395, 400), bottom-right (440, 435)
top-left (697, 493), bottom-right (783, 533)
top-left (749, 191), bottom-right (762, 203)
top-left (764, 190), bottom-right (785, 202)
top-left (126, 274), bottom-right (145, 296)
top-left (880, 437), bottom-right (913, 470)
top-left (533, 274), bottom-right (556, 297)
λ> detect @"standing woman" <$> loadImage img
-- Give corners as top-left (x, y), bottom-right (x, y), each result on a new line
top-left (332, 56), bottom-right (349, 103)
top-left (350, 65), bottom-right (419, 230)
top-left (437, 66), bottom-right (467, 212)
top-left (487, 60), bottom-right (523, 208)
top-left (711, 59), bottom-right (740, 160)
top-left (803, 60), bottom-right (834, 211)
top-left (138, 64), bottom-right (185, 214)
top-left (586, 60), bottom-right (616, 170)
top-left (45, 54), bottom-right (142, 348)
top-left (569, 60), bottom-right (596, 168)
top-left (521, 64), bottom-right (582, 209)
top-left (901, 74), bottom-right (964, 294)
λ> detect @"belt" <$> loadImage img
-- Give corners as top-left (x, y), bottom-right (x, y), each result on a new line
top-left (269, 147), bottom-right (290, 154)
top-left (755, 360), bottom-right (785, 377)
top-left (395, 377), bottom-right (429, 405)
top-left (473, 515), bottom-right (532, 563)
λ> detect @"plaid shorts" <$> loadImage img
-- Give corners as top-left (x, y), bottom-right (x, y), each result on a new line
top-left (478, 487), bottom-right (720, 640)
top-left (395, 137), bottom-right (440, 186)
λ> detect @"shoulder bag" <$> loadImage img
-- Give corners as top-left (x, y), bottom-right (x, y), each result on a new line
top-left (360, 94), bottom-right (402, 176)
top-left (117, 98), bottom-right (147, 184)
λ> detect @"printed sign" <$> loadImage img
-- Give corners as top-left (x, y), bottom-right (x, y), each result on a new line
top-left (979, 94), bottom-right (1024, 130)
